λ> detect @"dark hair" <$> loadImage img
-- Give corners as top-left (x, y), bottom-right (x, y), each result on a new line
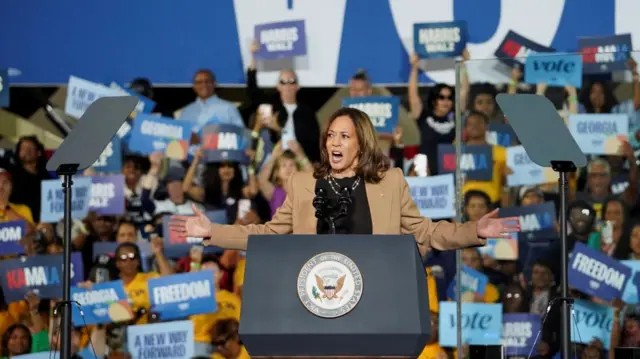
top-left (313, 108), bottom-right (390, 184)
top-left (427, 83), bottom-right (454, 113)
top-left (14, 136), bottom-right (48, 172)
top-left (210, 319), bottom-right (240, 341)
top-left (580, 80), bottom-right (618, 114)
top-left (129, 77), bottom-right (154, 99)
top-left (1, 324), bottom-right (32, 357)
top-left (194, 69), bottom-right (216, 83)
top-left (464, 190), bottom-right (491, 208)
top-left (116, 219), bottom-right (136, 233)
top-left (114, 242), bottom-right (144, 275)
top-left (351, 69), bottom-right (370, 82)
top-left (203, 162), bottom-right (245, 208)
top-left (601, 197), bottom-right (632, 260)
top-left (468, 83), bottom-right (498, 110)
top-left (466, 110), bottom-right (490, 124)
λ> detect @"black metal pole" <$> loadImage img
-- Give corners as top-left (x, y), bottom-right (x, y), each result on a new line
top-left (559, 171), bottom-right (571, 359)
top-left (60, 173), bottom-right (74, 359)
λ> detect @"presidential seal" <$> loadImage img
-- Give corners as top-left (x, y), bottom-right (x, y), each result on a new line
top-left (297, 252), bottom-right (363, 318)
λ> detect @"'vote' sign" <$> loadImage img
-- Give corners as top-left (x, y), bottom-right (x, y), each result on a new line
top-left (342, 96), bottom-right (399, 134)
top-left (439, 302), bottom-right (502, 347)
top-left (524, 53), bottom-right (583, 88)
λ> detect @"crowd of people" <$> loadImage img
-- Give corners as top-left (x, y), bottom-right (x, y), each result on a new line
top-left (1, 42), bottom-right (640, 359)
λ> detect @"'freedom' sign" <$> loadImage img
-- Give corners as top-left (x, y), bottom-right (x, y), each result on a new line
top-left (406, 174), bottom-right (455, 219)
top-left (254, 20), bottom-right (307, 60)
top-left (502, 313), bottom-right (541, 357)
top-left (0, 220), bottom-right (26, 255)
top-left (568, 114), bottom-right (628, 155)
top-left (413, 21), bottom-right (467, 59)
top-left (524, 53), bottom-right (583, 88)
top-left (568, 242), bottom-right (631, 301)
top-left (439, 302), bottom-right (502, 347)
top-left (437, 144), bottom-right (493, 181)
top-left (579, 34), bottom-right (632, 74)
top-left (201, 123), bottom-right (251, 163)
top-left (40, 177), bottom-right (92, 223)
top-left (148, 271), bottom-right (217, 320)
top-left (89, 174), bottom-right (125, 215)
top-left (494, 30), bottom-right (555, 67)
top-left (128, 114), bottom-right (192, 155)
top-left (342, 96), bottom-right (399, 134)
top-left (71, 280), bottom-right (133, 325)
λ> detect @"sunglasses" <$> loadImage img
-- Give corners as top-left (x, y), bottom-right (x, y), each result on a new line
top-left (438, 94), bottom-right (452, 101)
top-left (279, 78), bottom-right (297, 85)
top-left (118, 252), bottom-right (138, 261)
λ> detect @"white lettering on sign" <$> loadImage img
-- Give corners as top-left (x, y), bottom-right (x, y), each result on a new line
top-left (217, 132), bottom-right (239, 150)
top-left (571, 252), bottom-right (626, 290)
top-left (140, 120), bottom-right (184, 139)
top-left (0, 226), bottom-right (22, 242)
top-left (418, 27), bottom-right (460, 52)
top-left (502, 321), bottom-right (532, 347)
top-left (576, 120), bottom-right (618, 135)
top-left (261, 27), bottom-right (299, 52)
top-left (152, 280), bottom-right (212, 305)
top-left (347, 103), bottom-right (393, 128)
top-left (73, 288), bottom-right (120, 306)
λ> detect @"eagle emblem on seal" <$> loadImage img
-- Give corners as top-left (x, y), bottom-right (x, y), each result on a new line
top-left (315, 274), bottom-right (346, 300)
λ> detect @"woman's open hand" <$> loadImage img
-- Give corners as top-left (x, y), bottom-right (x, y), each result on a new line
top-left (170, 204), bottom-right (213, 240)
top-left (476, 208), bottom-right (520, 239)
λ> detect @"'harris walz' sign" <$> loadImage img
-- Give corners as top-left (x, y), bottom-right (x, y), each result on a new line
top-left (342, 96), bottom-right (399, 134)
top-left (201, 123), bottom-right (251, 164)
top-left (413, 21), bottom-right (467, 59)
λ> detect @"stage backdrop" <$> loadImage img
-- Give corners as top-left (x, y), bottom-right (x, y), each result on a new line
top-left (1, 0), bottom-right (638, 86)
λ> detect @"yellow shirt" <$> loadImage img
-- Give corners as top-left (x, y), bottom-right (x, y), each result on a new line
top-left (211, 345), bottom-right (251, 359)
top-left (192, 290), bottom-right (242, 343)
top-left (0, 203), bottom-right (34, 223)
top-left (483, 283), bottom-right (499, 303)
top-left (233, 258), bottom-right (246, 293)
top-left (418, 343), bottom-right (447, 359)
top-left (463, 145), bottom-right (506, 203)
top-left (124, 272), bottom-right (159, 324)
top-left (425, 267), bottom-right (439, 313)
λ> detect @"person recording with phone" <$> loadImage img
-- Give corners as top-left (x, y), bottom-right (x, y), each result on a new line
top-left (171, 108), bottom-right (520, 255)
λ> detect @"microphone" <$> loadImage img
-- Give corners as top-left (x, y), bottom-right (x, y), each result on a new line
top-left (313, 188), bottom-right (327, 220)
top-left (337, 186), bottom-right (352, 217)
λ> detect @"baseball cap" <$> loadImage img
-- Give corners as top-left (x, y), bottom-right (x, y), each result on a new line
top-left (519, 186), bottom-right (544, 200)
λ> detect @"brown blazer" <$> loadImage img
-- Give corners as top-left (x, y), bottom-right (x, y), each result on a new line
top-left (208, 168), bottom-right (485, 255)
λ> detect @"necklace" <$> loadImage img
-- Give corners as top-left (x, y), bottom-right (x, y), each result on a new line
top-left (327, 175), bottom-right (361, 195)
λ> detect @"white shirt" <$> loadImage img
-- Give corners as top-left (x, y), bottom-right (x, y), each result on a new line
top-left (282, 103), bottom-right (298, 142)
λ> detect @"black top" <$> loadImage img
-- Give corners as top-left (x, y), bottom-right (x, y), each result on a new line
top-left (315, 176), bottom-right (373, 235)
top-left (417, 109), bottom-right (456, 176)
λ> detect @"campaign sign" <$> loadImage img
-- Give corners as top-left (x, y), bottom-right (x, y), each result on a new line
top-left (486, 123), bottom-right (517, 147)
top-left (406, 174), bottom-right (455, 219)
top-left (89, 175), bottom-right (125, 215)
top-left (479, 234), bottom-right (519, 260)
top-left (14, 353), bottom-right (61, 359)
top-left (494, 30), bottom-right (555, 67)
top-left (413, 21), bottom-right (467, 59)
top-left (0, 68), bottom-right (9, 107)
top-left (499, 202), bottom-right (556, 241)
top-left (0, 220), bottom-right (27, 255)
top-left (502, 313), bottom-right (541, 357)
top-left (438, 144), bottom-right (493, 181)
top-left (127, 320), bottom-right (194, 359)
top-left (568, 242), bottom-right (631, 301)
top-left (439, 302), bottom-right (502, 347)
top-left (161, 211), bottom-right (227, 258)
top-left (571, 299), bottom-right (615, 349)
top-left (40, 177), bottom-right (92, 223)
top-left (201, 123), bottom-right (251, 163)
top-left (579, 34), bottom-right (632, 74)
top-left (611, 174), bottom-right (630, 195)
top-left (92, 136), bottom-right (122, 173)
top-left (0, 253), bottom-right (84, 302)
top-left (507, 146), bottom-right (549, 187)
top-left (569, 114), bottom-right (628, 155)
top-left (93, 241), bottom-right (151, 272)
top-left (254, 20), bottom-right (307, 60)
top-left (71, 280), bottom-right (133, 326)
top-left (109, 82), bottom-right (156, 117)
top-left (621, 260), bottom-right (640, 304)
top-left (446, 265), bottom-right (489, 301)
top-left (128, 114), bottom-right (192, 155)
top-left (64, 76), bottom-right (128, 119)
top-left (148, 271), bottom-right (217, 320)
top-left (524, 53), bottom-right (583, 88)
top-left (342, 96), bottom-right (400, 134)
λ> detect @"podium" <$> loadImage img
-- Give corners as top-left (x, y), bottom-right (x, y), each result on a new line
top-left (239, 235), bottom-right (432, 358)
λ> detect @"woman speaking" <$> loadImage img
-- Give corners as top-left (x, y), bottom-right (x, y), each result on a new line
top-left (171, 108), bottom-right (519, 255)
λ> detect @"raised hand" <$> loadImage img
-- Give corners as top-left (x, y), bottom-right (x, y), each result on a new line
top-left (170, 204), bottom-right (213, 240)
top-left (476, 209), bottom-right (520, 239)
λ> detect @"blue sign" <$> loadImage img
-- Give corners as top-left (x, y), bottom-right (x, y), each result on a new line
top-left (342, 96), bottom-right (399, 134)
top-left (621, 260), bottom-right (640, 304)
top-left (13, 353), bottom-right (61, 359)
top-left (446, 265), bottom-right (489, 301)
top-left (92, 136), bottom-right (122, 173)
top-left (439, 302), bottom-right (503, 347)
top-left (161, 211), bottom-right (227, 258)
top-left (0, 253), bottom-right (84, 302)
top-left (201, 123), bottom-right (251, 163)
top-left (507, 146), bottom-right (551, 187)
top-left (128, 114), bottom-right (192, 155)
top-left (568, 242), bottom-right (631, 301)
top-left (413, 21), bottom-right (467, 59)
top-left (89, 175), bottom-right (125, 215)
top-left (524, 53), bottom-right (583, 88)
top-left (127, 320), bottom-right (194, 359)
top-left (579, 34), bottom-right (632, 74)
top-left (502, 313), bottom-right (541, 357)
top-left (406, 174), bottom-right (455, 219)
top-left (499, 202), bottom-right (556, 241)
top-left (71, 280), bottom-right (132, 326)
top-left (148, 271), bottom-right (217, 320)
top-left (40, 177), bottom-right (93, 223)
top-left (110, 82), bottom-right (156, 116)
top-left (494, 30), bottom-right (555, 67)
top-left (487, 123), bottom-right (517, 147)
top-left (571, 299), bottom-right (616, 349)
top-left (93, 241), bottom-right (151, 272)
top-left (0, 220), bottom-right (26, 255)
top-left (254, 20), bottom-right (307, 60)
top-left (0, 69), bottom-right (9, 107)
top-left (569, 114), bottom-right (628, 155)
top-left (438, 144), bottom-right (493, 181)
top-left (611, 174), bottom-right (630, 195)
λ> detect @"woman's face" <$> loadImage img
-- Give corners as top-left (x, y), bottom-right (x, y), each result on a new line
top-left (503, 284), bottom-right (524, 313)
top-left (473, 93), bottom-right (495, 118)
top-left (465, 196), bottom-right (488, 221)
top-left (434, 87), bottom-right (453, 116)
top-left (218, 162), bottom-right (235, 182)
top-left (325, 115), bottom-right (360, 175)
top-left (277, 157), bottom-right (297, 183)
top-left (464, 114), bottom-right (487, 140)
top-left (590, 83), bottom-right (605, 110)
top-left (624, 317), bottom-right (640, 336)
top-left (531, 264), bottom-right (553, 290)
top-left (115, 246), bottom-right (140, 277)
top-left (461, 249), bottom-right (482, 271)
top-left (116, 223), bottom-right (137, 243)
top-left (630, 225), bottom-right (640, 255)
top-left (122, 160), bottom-right (141, 184)
top-left (604, 201), bottom-right (624, 229)
top-left (93, 216), bottom-right (114, 237)
top-left (166, 181), bottom-right (184, 204)
top-left (7, 327), bottom-right (30, 355)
